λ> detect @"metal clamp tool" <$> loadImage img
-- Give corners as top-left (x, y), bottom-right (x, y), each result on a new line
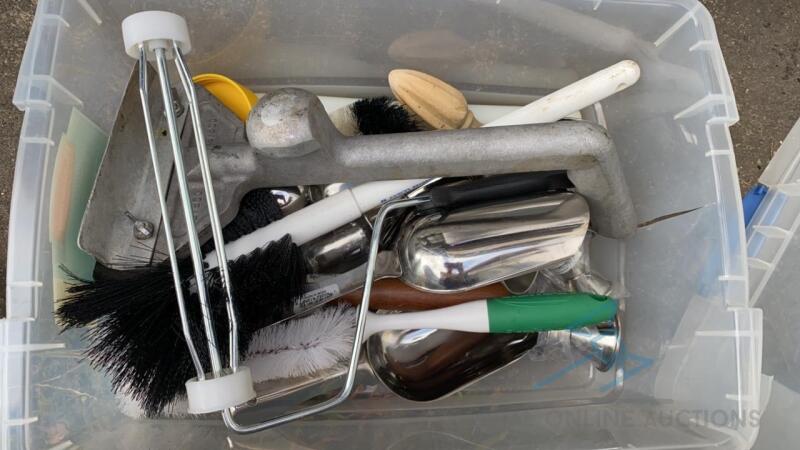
top-left (122, 11), bottom-right (255, 415)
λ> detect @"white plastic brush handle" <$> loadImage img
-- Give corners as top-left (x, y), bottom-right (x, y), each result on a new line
top-left (205, 179), bottom-right (427, 267)
top-left (485, 60), bottom-right (640, 127)
top-left (363, 301), bottom-right (490, 339)
top-left (361, 293), bottom-right (616, 339)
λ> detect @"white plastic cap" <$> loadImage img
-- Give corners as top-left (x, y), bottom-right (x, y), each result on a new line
top-left (121, 11), bottom-right (192, 60)
top-left (185, 367), bottom-right (256, 414)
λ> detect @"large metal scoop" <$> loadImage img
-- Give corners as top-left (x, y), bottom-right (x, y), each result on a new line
top-left (293, 192), bottom-right (589, 318)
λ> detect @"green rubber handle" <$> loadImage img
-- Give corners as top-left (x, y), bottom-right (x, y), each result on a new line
top-left (486, 293), bottom-right (617, 333)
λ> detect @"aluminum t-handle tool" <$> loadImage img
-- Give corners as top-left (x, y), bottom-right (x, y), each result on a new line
top-left (121, 11), bottom-right (255, 416)
top-left (80, 69), bottom-right (638, 267)
top-left (211, 89), bottom-right (636, 239)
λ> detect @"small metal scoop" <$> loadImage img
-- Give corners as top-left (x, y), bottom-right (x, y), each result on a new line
top-left (367, 316), bottom-right (621, 401)
top-left (365, 330), bottom-right (538, 401)
top-left (294, 192), bottom-right (589, 317)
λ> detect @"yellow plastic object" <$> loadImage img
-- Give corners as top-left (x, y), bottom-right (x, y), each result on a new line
top-left (192, 73), bottom-right (258, 122)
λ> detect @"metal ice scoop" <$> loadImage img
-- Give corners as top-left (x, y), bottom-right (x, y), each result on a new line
top-left (294, 192), bottom-right (590, 317)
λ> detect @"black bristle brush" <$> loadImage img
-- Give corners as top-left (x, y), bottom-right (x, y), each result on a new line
top-left (322, 96), bottom-right (423, 244)
top-left (328, 96), bottom-right (423, 136)
top-left (59, 188), bottom-right (284, 325)
top-left (58, 163), bottom-right (449, 413)
top-left (200, 188), bottom-right (283, 254)
top-left (57, 189), bottom-right (307, 416)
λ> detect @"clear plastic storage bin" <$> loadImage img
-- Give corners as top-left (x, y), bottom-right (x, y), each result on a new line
top-left (2, 1), bottom-right (761, 449)
top-left (746, 117), bottom-right (800, 450)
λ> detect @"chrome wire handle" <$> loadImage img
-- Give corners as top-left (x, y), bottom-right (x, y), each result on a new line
top-left (173, 43), bottom-right (240, 371)
top-left (136, 45), bottom-right (204, 380)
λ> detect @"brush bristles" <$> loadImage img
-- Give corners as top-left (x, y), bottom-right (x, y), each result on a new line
top-left (116, 304), bottom-right (356, 418)
top-left (56, 190), bottom-right (300, 416)
top-left (201, 188), bottom-right (283, 254)
top-left (246, 304), bottom-right (357, 382)
top-left (56, 235), bottom-right (306, 416)
top-left (351, 97), bottom-right (423, 135)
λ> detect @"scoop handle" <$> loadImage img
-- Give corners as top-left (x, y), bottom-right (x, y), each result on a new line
top-left (341, 279), bottom-right (509, 310)
top-left (486, 293), bottom-right (617, 333)
top-left (364, 293), bottom-right (617, 337)
top-left (426, 171), bottom-right (571, 211)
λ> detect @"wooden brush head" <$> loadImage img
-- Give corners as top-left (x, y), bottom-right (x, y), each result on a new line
top-left (389, 69), bottom-right (480, 130)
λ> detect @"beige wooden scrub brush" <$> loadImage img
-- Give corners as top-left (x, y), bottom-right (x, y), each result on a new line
top-left (388, 68), bottom-right (482, 130)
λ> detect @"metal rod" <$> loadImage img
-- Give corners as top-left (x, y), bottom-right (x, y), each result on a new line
top-left (137, 46), bottom-right (204, 380)
top-left (172, 43), bottom-right (239, 371)
top-left (154, 46), bottom-right (222, 376)
top-left (221, 196), bottom-right (431, 433)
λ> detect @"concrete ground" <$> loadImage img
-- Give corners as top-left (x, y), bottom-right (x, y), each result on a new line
top-left (0, 0), bottom-right (798, 316)
top-left (704, 0), bottom-right (800, 187)
top-left (1, 1), bottom-right (36, 316)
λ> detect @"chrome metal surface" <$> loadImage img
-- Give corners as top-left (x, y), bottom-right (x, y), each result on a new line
top-left (503, 272), bottom-right (542, 296)
top-left (155, 47), bottom-right (222, 375)
top-left (294, 251), bottom-right (400, 316)
top-left (174, 44), bottom-right (240, 370)
top-left (294, 193), bottom-right (589, 318)
top-left (323, 183), bottom-right (353, 198)
top-left (306, 183), bottom-right (358, 204)
top-left (302, 219), bottom-right (372, 274)
top-left (170, 87), bottom-right (184, 117)
top-left (398, 192), bottom-right (590, 293)
top-left (124, 210), bottom-right (155, 240)
top-left (136, 46), bottom-right (203, 379)
top-left (240, 331), bottom-right (537, 408)
top-left (270, 187), bottom-right (306, 216)
top-left (366, 330), bottom-right (538, 401)
top-left (503, 240), bottom-right (614, 297)
top-left (569, 315), bottom-right (621, 372)
top-left (368, 316), bottom-right (620, 401)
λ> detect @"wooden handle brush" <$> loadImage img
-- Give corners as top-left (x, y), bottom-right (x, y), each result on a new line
top-left (340, 279), bottom-right (509, 310)
top-left (389, 61), bottom-right (641, 130)
top-left (389, 69), bottom-right (482, 130)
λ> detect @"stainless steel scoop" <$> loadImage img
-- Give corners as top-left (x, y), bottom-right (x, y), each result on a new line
top-left (365, 329), bottom-right (539, 401)
top-left (294, 192), bottom-right (590, 316)
top-left (235, 318), bottom-right (619, 412)
top-left (141, 310), bottom-right (619, 418)
top-left (367, 316), bottom-right (621, 401)
top-left (396, 191), bottom-right (590, 293)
